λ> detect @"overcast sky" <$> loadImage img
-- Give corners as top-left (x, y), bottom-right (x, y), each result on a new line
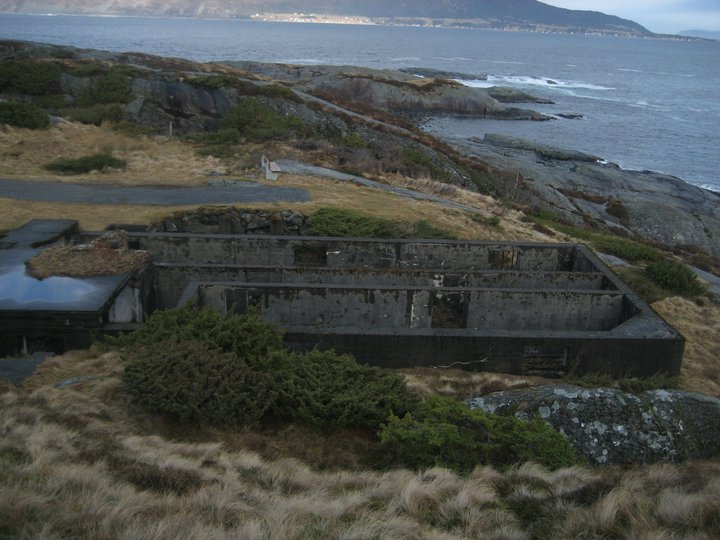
top-left (545, 1), bottom-right (720, 33)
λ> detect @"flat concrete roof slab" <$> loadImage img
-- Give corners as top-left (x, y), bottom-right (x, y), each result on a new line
top-left (0, 248), bottom-right (131, 312)
top-left (0, 219), bottom-right (77, 249)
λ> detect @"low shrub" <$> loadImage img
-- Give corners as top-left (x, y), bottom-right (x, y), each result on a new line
top-left (112, 305), bottom-right (284, 361)
top-left (379, 395), bottom-right (576, 473)
top-left (309, 207), bottom-right (402, 238)
top-left (613, 267), bottom-right (671, 304)
top-left (591, 234), bottom-right (659, 262)
top-left (123, 339), bottom-right (276, 427)
top-left (43, 153), bottom-right (127, 174)
top-left (646, 259), bottom-right (707, 297)
top-left (222, 98), bottom-right (305, 141)
top-left (119, 306), bottom-right (418, 431)
top-left (532, 213), bottom-right (659, 262)
top-left (0, 101), bottom-right (49, 129)
top-left (260, 349), bottom-right (419, 430)
top-left (403, 146), bottom-right (434, 168)
top-left (0, 59), bottom-right (62, 95)
top-left (77, 67), bottom-right (134, 105)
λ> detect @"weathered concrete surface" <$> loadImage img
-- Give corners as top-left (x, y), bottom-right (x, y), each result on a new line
top-left (0, 219), bottom-right (77, 249)
top-left (0, 179), bottom-right (309, 206)
top-left (469, 385), bottom-right (720, 464)
top-left (153, 262), bottom-right (609, 309)
top-left (195, 283), bottom-right (627, 332)
top-left (127, 233), bottom-right (582, 270)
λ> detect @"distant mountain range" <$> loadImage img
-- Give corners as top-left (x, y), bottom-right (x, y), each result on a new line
top-left (679, 30), bottom-right (720, 41)
top-left (0, 0), bottom-right (653, 36)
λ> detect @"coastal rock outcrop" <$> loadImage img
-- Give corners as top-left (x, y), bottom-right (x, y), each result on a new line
top-left (453, 134), bottom-right (720, 258)
top-left (469, 385), bottom-right (720, 465)
top-left (224, 62), bottom-right (549, 120)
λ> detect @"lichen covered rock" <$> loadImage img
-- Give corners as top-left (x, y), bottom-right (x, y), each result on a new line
top-left (468, 385), bottom-right (720, 465)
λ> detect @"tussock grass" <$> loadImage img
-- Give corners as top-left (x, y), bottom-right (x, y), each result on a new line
top-left (2, 349), bottom-right (719, 538)
top-left (399, 367), bottom-right (543, 399)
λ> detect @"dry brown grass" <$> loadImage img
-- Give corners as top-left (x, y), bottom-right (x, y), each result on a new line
top-left (3, 350), bottom-right (720, 539)
top-left (653, 297), bottom-right (720, 398)
top-left (271, 173), bottom-right (553, 242)
top-left (0, 120), bottom-right (556, 244)
top-left (0, 197), bottom-right (203, 233)
top-left (399, 367), bottom-right (549, 399)
top-left (26, 244), bottom-right (151, 278)
top-left (0, 121), bottom-right (224, 185)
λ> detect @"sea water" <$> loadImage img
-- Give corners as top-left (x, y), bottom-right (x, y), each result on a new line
top-left (1, 14), bottom-right (719, 192)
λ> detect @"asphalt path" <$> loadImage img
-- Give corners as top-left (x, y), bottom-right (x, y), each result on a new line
top-left (0, 178), bottom-right (310, 205)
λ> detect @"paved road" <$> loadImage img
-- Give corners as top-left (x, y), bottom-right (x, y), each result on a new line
top-left (0, 178), bottom-right (310, 205)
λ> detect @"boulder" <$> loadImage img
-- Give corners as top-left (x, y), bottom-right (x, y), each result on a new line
top-left (469, 385), bottom-right (720, 464)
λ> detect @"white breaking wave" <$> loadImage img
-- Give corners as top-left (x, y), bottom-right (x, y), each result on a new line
top-left (457, 75), bottom-right (613, 91)
top-left (698, 183), bottom-right (720, 194)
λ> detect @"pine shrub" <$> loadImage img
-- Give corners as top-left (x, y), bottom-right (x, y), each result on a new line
top-left (221, 98), bottom-right (305, 141)
top-left (379, 396), bottom-right (576, 473)
top-left (113, 305), bottom-right (284, 362)
top-left (43, 153), bottom-right (126, 174)
top-left (646, 259), bottom-right (707, 297)
top-left (309, 207), bottom-right (402, 238)
top-left (0, 101), bottom-right (49, 129)
top-left (0, 59), bottom-right (62, 95)
top-left (123, 339), bottom-right (276, 427)
top-left (119, 306), bottom-right (417, 431)
top-left (260, 349), bottom-right (419, 430)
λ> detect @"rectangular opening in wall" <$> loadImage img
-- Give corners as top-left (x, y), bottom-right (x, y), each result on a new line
top-left (226, 289), bottom-right (264, 314)
top-left (431, 293), bottom-right (465, 329)
top-left (522, 346), bottom-right (567, 377)
top-left (294, 245), bottom-right (328, 267)
top-left (488, 249), bottom-right (520, 270)
top-left (225, 289), bottom-right (248, 314)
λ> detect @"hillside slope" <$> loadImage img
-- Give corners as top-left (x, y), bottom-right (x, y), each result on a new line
top-left (0, 0), bottom-right (651, 35)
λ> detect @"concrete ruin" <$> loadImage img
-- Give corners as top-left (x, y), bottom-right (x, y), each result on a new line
top-left (1, 221), bottom-right (685, 377)
top-left (0, 221), bottom-right (151, 354)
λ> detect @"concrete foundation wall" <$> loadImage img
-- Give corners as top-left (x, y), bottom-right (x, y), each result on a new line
top-left (284, 332), bottom-right (685, 378)
top-left (154, 264), bottom-right (609, 309)
top-left (128, 233), bottom-right (590, 272)
top-left (194, 283), bottom-right (626, 333)
top-left (112, 231), bottom-right (684, 377)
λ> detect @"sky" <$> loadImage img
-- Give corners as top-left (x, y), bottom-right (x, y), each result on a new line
top-left (545, 1), bottom-right (720, 33)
